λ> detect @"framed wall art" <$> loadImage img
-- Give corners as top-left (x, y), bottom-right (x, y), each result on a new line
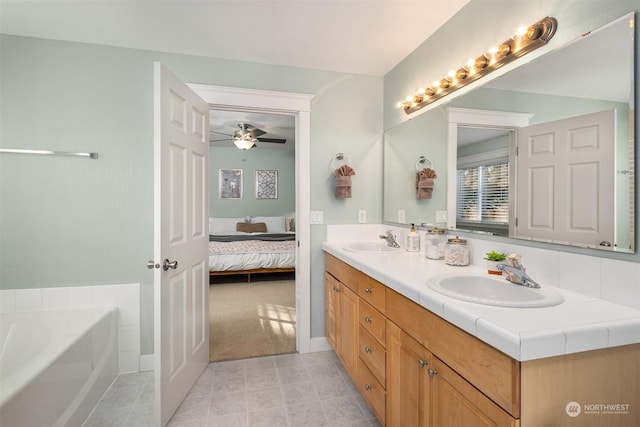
top-left (219, 169), bottom-right (243, 199)
top-left (255, 170), bottom-right (278, 199)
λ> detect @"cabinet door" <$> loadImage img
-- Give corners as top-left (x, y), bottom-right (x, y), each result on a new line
top-left (431, 356), bottom-right (517, 427)
top-left (338, 283), bottom-right (359, 381)
top-left (387, 321), bottom-right (431, 427)
top-left (324, 273), bottom-right (339, 351)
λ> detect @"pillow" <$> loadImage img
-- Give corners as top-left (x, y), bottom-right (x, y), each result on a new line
top-left (285, 217), bottom-right (295, 232)
top-left (252, 216), bottom-right (286, 233)
top-left (237, 222), bottom-right (267, 233)
top-left (210, 217), bottom-right (247, 234)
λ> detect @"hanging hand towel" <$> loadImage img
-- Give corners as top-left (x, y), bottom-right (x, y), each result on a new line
top-left (335, 165), bottom-right (356, 199)
top-left (416, 167), bottom-right (437, 199)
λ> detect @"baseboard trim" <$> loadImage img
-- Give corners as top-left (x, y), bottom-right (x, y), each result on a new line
top-left (308, 337), bottom-right (332, 353)
top-left (139, 354), bottom-right (154, 372)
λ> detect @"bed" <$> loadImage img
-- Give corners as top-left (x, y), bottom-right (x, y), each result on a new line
top-left (208, 216), bottom-right (296, 282)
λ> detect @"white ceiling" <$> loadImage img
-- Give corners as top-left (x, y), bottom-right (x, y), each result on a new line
top-left (0, 0), bottom-right (469, 76)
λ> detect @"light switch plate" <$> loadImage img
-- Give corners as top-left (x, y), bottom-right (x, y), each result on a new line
top-left (436, 210), bottom-right (447, 222)
top-left (397, 210), bottom-right (406, 223)
top-left (358, 210), bottom-right (367, 223)
top-left (310, 211), bottom-right (324, 224)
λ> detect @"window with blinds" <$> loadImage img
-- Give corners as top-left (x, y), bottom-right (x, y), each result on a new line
top-left (456, 161), bottom-right (509, 225)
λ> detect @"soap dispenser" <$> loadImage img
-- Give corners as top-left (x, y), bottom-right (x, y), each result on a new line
top-left (406, 223), bottom-right (420, 252)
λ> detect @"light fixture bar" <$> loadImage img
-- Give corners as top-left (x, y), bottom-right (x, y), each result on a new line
top-left (402, 16), bottom-right (557, 115)
top-left (0, 148), bottom-right (99, 159)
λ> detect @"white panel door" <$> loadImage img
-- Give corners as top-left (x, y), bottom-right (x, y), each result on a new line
top-left (516, 110), bottom-right (615, 247)
top-left (153, 62), bottom-right (209, 426)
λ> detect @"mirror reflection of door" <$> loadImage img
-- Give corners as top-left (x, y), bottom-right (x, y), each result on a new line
top-left (515, 109), bottom-right (615, 248)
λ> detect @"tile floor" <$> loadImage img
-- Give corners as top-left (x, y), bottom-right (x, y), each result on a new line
top-left (83, 350), bottom-right (381, 427)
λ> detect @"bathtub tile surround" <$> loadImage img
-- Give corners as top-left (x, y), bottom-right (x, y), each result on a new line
top-left (0, 283), bottom-right (141, 373)
top-left (327, 224), bottom-right (640, 310)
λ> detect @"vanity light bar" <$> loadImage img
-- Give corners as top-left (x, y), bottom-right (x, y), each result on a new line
top-left (401, 16), bottom-right (557, 115)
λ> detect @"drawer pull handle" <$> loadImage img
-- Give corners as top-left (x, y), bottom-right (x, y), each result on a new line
top-left (428, 368), bottom-right (438, 378)
top-left (365, 346), bottom-right (372, 353)
top-left (418, 359), bottom-right (428, 368)
top-left (365, 287), bottom-right (372, 293)
top-left (365, 384), bottom-right (373, 391)
top-left (364, 316), bottom-right (372, 324)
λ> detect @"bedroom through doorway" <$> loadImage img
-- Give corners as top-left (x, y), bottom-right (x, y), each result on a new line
top-left (207, 108), bottom-right (297, 362)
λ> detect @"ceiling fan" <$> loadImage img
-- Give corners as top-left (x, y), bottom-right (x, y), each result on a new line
top-left (210, 123), bottom-right (287, 150)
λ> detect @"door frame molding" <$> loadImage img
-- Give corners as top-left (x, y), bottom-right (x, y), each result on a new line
top-left (189, 84), bottom-right (314, 353)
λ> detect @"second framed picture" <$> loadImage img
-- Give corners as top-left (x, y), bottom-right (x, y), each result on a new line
top-left (256, 170), bottom-right (278, 199)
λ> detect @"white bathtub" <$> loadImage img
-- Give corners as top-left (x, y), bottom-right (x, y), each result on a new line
top-left (0, 307), bottom-right (119, 427)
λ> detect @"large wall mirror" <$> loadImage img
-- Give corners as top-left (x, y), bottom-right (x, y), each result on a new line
top-left (383, 12), bottom-right (635, 253)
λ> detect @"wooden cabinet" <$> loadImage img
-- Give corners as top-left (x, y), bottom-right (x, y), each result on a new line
top-left (324, 272), bottom-right (338, 350)
top-left (430, 357), bottom-right (518, 427)
top-left (387, 321), bottom-right (431, 427)
top-left (386, 287), bottom-right (519, 418)
top-left (325, 255), bottom-right (359, 382)
top-left (325, 253), bottom-right (639, 427)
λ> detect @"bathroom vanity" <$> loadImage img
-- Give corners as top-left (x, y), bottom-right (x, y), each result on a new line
top-left (323, 246), bottom-right (640, 427)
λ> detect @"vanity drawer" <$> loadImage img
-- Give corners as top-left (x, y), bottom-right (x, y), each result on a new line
top-left (358, 272), bottom-right (386, 314)
top-left (325, 254), bottom-right (358, 292)
top-left (359, 325), bottom-right (386, 386)
top-left (357, 358), bottom-right (386, 425)
top-left (359, 299), bottom-right (386, 346)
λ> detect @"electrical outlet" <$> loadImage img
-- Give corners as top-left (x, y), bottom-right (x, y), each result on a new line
top-left (358, 210), bottom-right (367, 223)
top-left (436, 210), bottom-right (447, 223)
top-left (397, 210), bottom-right (406, 223)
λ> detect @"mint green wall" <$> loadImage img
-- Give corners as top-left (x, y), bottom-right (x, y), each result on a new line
top-left (0, 35), bottom-right (383, 353)
top-left (384, 0), bottom-right (639, 261)
top-left (210, 147), bottom-right (295, 218)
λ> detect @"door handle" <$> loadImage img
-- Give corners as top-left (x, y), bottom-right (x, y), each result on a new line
top-left (162, 259), bottom-right (178, 271)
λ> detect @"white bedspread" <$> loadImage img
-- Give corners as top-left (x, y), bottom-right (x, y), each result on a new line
top-left (208, 239), bottom-right (296, 271)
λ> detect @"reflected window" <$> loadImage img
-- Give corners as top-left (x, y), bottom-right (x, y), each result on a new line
top-left (456, 160), bottom-right (509, 233)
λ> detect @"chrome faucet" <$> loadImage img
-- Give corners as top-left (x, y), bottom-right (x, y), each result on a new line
top-left (379, 230), bottom-right (400, 248)
top-left (496, 254), bottom-right (541, 288)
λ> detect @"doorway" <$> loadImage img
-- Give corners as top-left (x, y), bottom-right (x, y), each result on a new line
top-left (189, 83), bottom-right (314, 358)
top-left (208, 108), bottom-right (297, 361)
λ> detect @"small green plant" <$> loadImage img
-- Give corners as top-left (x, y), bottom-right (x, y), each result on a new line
top-left (484, 251), bottom-right (506, 261)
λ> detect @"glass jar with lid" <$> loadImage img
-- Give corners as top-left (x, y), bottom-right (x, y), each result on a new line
top-left (445, 236), bottom-right (470, 266)
top-left (425, 228), bottom-right (446, 259)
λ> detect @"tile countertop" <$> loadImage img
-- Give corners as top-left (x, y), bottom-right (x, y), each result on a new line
top-left (322, 242), bottom-right (640, 362)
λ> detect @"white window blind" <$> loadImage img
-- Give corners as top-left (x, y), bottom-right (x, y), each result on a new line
top-left (456, 161), bottom-right (509, 224)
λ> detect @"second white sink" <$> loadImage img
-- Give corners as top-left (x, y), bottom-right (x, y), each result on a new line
top-left (343, 242), bottom-right (403, 253)
top-left (427, 273), bottom-right (564, 308)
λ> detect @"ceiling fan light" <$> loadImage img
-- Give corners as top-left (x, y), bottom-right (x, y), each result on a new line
top-left (233, 134), bottom-right (257, 150)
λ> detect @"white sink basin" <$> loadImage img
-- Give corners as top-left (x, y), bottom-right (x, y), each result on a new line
top-left (427, 273), bottom-right (564, 308)
top-left (343, 242), bottom-right (403, 253)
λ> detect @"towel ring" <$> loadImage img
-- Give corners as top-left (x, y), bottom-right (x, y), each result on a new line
top-left (415, 156), bottom-right (432, 172)
top-left (330, 152), bottom-right (351, 171)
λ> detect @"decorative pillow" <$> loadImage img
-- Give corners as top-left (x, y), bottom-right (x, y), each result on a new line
top-left (285, 217), bottom-right (295, 232)
top-left (210, 217), bottom-right (247, 234)
top-left (237, 222), bottom-right (267, 233)
top-left (252, 216), bottom-right (286, 233)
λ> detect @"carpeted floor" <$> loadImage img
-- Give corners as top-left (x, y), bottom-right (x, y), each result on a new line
top-left (209, 275), bottom-right (296, 362)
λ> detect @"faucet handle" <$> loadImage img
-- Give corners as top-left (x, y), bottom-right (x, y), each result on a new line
top-left (506, 253), bottom-right (522, 267)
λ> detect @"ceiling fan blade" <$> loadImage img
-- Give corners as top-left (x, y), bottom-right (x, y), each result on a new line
top-left (210, 130), bottom-right (233, 136)
top-left (257, 137), bottom-right (287, 144)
